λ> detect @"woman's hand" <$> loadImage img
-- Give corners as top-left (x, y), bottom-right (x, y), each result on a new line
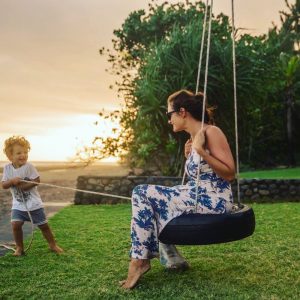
top-left (192, 130), bottom-right (206, 156)
top-left (184, 138), bottom-right (192, 158)
top-left (197, 126), bottom-right (236, 181)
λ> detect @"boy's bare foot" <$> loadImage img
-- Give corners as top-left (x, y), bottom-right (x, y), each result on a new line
top-left (120, 259), bottom-right (151, 289)
top-left (49, 245), bottom-right (64, 254)
top-left (13, 248), bottom-right (25, 256)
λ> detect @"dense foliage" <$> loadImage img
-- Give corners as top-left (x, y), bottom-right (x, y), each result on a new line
top-left (81, 0), bottom-right (300, 175)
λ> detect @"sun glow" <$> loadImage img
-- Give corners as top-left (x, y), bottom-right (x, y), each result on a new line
top-left (0, 114), bottom-right (120, 163)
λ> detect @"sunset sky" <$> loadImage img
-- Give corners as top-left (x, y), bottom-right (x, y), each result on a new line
top-left (0, 0), bottom-right (290, 161)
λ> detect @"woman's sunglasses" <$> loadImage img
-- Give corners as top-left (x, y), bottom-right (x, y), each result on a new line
top-left (166, 110), bottom-right (178, 120)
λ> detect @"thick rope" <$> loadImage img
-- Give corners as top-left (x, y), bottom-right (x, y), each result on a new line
top-left (186, 0), bottom-right (241, 211)
top-left (195, 0), bottom-right (209, 94)
top-left (22, 196), bottom-right (35, 252)
top-left (231, 0), bottom-right (241, 207)
top-left (201, 0), bottom-right (213, 130)
top-left (0, 190), bottom-right (35, 254)
top-left (0, 179), bottom-right (131, 254)
top-left (181, 0), bottom-right (210, 186)
top-left (20, 180), bottom-right (131, 200)
top-left (195, 0), bottom-right (213, 212)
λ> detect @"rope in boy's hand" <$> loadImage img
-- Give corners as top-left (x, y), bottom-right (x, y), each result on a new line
top-left (0, 178), bottom-right (131, 255)
top-left (20, 179), bottom-right (131, 200)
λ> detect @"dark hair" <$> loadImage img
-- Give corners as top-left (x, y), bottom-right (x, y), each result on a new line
top-left (167, 90), bottom-right (215, 124)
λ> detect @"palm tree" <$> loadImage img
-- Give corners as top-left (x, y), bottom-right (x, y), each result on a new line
top-left (277, 0), bottom-right (300, 165)
top-left (280, 53), bottom-right (300, 166)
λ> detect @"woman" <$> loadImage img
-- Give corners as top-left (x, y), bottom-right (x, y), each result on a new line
top-left (120, 90), bottom-right (235, 289)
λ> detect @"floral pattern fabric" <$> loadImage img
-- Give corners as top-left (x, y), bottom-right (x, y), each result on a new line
top-left (130, 149), bottom-right (233, 259)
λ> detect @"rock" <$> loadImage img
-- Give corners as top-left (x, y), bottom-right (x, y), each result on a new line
top-left (251, 194), bottom-right (260, 200)
top-left (88, 178), bottom-right (99, 185)
top-left (259, 190), bottom-right (270, 196)
top-left (133, 168), bottom-right (145, 176)
top-left (101, 179), bottom-right (111, 185)
top-left (279, 185), bottom-right (289, 190)
top-left (245, 189), bottom-right (253, 196)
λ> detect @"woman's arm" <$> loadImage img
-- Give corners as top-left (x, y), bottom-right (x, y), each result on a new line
top-left (193, 126), bottom-right (235, 181)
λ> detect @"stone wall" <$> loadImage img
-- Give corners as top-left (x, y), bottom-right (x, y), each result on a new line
top-left (74, 176), bottom-right (300, 204)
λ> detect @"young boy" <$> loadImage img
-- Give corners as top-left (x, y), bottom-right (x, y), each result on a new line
top-left (1, 136), bottom-right (63, 256)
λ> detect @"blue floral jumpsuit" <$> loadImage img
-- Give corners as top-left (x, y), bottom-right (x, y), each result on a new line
top-left (130, 148), bottom-right (233, 259)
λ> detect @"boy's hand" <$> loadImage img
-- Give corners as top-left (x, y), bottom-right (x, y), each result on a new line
top-left (10, 177), bottom-right (21, 186)
top-left (18, 177), bottom-right (39, 191)
top-left (1, 177), bottom-right (21, 190)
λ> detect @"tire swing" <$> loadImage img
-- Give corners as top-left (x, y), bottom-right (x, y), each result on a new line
top-left (159, 0), bottom-right (255, 245)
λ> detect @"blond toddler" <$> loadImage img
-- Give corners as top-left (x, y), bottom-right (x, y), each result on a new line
top-left (1, 136), bottom-right (63, 256)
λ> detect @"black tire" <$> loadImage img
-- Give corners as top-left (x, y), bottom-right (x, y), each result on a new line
top-left (159, 205), bottom-right (255, 245)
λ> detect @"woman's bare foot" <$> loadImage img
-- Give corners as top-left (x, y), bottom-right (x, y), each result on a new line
top-left (120, 259), bottom-right (151, 289)
top-left (13, 248), bottom-right (25, 256)
top-left (49, 245), bottom-right (64, 254)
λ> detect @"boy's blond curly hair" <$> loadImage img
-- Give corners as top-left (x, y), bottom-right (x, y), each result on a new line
top-left (3, 136), bottom-right (31, 158)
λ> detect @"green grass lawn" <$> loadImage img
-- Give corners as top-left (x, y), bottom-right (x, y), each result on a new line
top-left (1, 203), bottom-right (299, 300)
top-left (240, 167), bottom-right (300, 179)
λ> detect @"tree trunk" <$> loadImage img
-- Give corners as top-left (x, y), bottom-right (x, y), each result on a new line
top-left (286, 89), bottom-right (295, 166)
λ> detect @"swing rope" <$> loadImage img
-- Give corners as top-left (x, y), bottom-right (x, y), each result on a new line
top-left (181, 0), bottom-right (210, 187)
top-left (159, 0), bottom-right (255, 246)
top-left (195, 0), bottom-right (209, 94)
top-left (231, 0), bottom-right (241, 207)
top-left (185, 0), bottom-right (241, 211)
top-left (195, 0), bottom-right (214, 212)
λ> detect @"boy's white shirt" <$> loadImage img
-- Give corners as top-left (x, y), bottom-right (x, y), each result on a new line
top-left (1, 162), bottom-right (43, 211)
